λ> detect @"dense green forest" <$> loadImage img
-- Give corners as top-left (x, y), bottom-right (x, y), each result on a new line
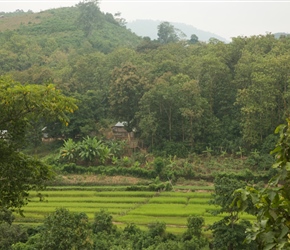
top-left (2, 1), bottom-right (290, 249)
top-left (1, 3), bottom-right (290, 158)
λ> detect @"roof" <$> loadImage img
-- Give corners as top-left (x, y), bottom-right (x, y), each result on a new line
top-left (114, 122), bottom-right (127, 127)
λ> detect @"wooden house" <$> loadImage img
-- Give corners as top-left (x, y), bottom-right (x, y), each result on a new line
top-left (112, 122), bottom-right (138, 149)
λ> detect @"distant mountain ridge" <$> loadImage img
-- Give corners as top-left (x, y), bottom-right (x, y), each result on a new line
top-left (126, 19), bottom-right (228, 42)
top-left (274, 32), bottom-right (290, 39)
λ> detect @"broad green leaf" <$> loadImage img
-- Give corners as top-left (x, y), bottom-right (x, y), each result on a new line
top-left (264, 243), bottom-right (277, 250)
top-left (272, 161), bottom-right (282, 169)
top-left (285, 162), bottom-right (290, 171)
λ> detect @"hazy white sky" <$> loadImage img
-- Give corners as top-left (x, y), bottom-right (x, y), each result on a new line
top-left (1, 0), bottom-right (290, 40)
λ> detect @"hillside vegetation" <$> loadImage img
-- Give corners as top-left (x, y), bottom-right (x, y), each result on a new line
top-left (0, 6), bottom-right (141, 53)
top-left (2, 2), bottom-right (290, 248)
top-left (2, 6), bottom-right (290, 158)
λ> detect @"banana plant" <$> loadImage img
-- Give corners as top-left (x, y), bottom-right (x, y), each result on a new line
top-left (78, 136), bottom-right (103, 165)
top-left (60, 138), bottom-right (79, 163)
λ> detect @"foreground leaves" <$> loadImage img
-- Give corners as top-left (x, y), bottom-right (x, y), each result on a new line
top-left (233, 120), bottom-right (290, 249)
top-left (0, 76), bottom-right (77, 212)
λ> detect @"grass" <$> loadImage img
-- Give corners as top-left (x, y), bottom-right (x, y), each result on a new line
top-left (158, 191), bottom-right (212, 198)
top-left (187, 198), bottom-right (213, 204)
top-left (46, 185), bottom-right (130, 190)
top-left (26, 201), bottom-right (136, 208)
top-left (175, 185), bottom-right (214, 191)
top-left (14, 186), bottom-right (256, 234)
top-left (31, 190), bottom-right (155, 197)
top-left (148, 197), bottom-right (188, 204)
top-left (128, 203), bottom-right (215, 217)
top-left (93, 191), bottom-right (155, 197)
top-left (115, 215), bottom-right (188, 226)
top-left (31, 196), bottom-right (149, 203)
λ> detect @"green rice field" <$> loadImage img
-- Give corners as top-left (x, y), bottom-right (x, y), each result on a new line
top-left (14, 186), bottom-right (255, 234)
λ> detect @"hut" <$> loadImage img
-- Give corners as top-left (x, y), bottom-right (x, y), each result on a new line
top-left (111, 122), bottom-right (138, 149)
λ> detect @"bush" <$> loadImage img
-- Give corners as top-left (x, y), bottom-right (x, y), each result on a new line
top-left (126, 181), bottom-right (172, 192)
top-left (93, 232), bottom-right (116, 250)
top-left (209, 219), bottom-right (257, 250)
top-left (148, 222), bottom-right (166, 238)
top-left (183, 216), bottom-right (205, 240)
top-left (39, 208), bottom-right (93, 250)
top-left (245, 151), bottom-right (274, 171)
top-left (61, 163), bottom-right (88, 174)
top-left (154, 157), bottom-right (165, 176)
top-left (92, 209), bottom-right (116, 234)
top-left (12, 234), bottom-right (42, 250)
top-left (161, 141), bottom-right (189, 158)
top-left (0, 208), bottom-right (14, 225)
top-left (183, 236), bottom-right (208, 250)
top-left (126, 185), bottom-right (148, 191)
top-left (0, 223), bottom-right (28, 250)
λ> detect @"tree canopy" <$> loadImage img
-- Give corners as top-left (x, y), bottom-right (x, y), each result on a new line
top-left (0, 76), bottom-right (77, 212)
top-left (157, 21), bottom-right (185, 44)
top-left (1, 7), bottom-right (290, 156)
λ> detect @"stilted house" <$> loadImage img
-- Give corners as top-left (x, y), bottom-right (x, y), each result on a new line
top-left (111, 122), bottom-right (138, 149)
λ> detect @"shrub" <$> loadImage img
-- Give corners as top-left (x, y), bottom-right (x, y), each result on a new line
top-left (123, 223), bottom-right (141, 236)
top-left (0, 223), bottom-right (28, 250)
top-left (183, 216), bottom-right (205, 240)
top-left (92, 209), bottom-right (116, 234)
top-left (245, 151), bottom-right (274, 171)
top-left (209, 219), bottom-right (257, 250)
top-left (61, 163), bottom-right (89, 174)
top-left (93, 232), bottom-right (116, 250)
top-left (148, 222), bottom-right (166, 238)
top-left (39, 208), bottom-right (93, 250)
top-left (0, 208), bottom-right (14, 225)
top-left (161, 141), bottom-right (189, 158)
top-left (183, 236), bottom-right (208, 250)
top-left (153, 240), bottom-right (183, 250)
top-left (154, 157), bottom-right (165, 176)
top-left (125, 185), bottom-right (148, 191)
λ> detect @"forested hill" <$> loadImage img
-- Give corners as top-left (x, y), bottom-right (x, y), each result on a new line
top-left (1, 1), bottom-right (290, 158)
top-left (0, 6), bottom-right (141, 52)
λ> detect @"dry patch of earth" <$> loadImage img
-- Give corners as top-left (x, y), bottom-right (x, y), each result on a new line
top-left (54, 174), bottom-right (147, 185)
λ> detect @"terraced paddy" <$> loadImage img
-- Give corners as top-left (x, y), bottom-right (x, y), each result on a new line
top-left (14, 186), bottom-right (255, 234)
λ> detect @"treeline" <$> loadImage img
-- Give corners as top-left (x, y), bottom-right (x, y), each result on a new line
top-left (1, 172), bottom-right (263, 250)
top-left (1, 2), bottom-right (290, 156)
top-left (2, 208), bottom-right (209, 250)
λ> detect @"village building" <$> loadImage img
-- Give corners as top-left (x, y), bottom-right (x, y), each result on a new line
top-left (111, 122), bottom-right (138, 149)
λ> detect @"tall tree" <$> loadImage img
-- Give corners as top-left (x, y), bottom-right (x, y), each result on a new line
top-left (157, 22), bottom-right (185, 44)
top-left (188, 34), bottom-right (199, 44)
top-left (0, 76), bottom-right (77, 213)
top-left (236, 71), bottom-right (278, 147)
top-left (76, 0), bottom-right (102, 37)
top-left (235, 47), bottom-right (290, 148)
top-left (108, 63), bottom-right (148, 131)
top-left (178, 75), bottom-right (205, 148)
top-left (138, 73), bottom-right (206, 150)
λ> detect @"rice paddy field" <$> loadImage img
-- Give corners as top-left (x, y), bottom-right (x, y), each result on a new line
top-left (14, 186), bottom-right (255, 234)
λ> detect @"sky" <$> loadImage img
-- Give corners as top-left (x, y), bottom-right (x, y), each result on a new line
top-left (1, 0), bottom-right (290, 41)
